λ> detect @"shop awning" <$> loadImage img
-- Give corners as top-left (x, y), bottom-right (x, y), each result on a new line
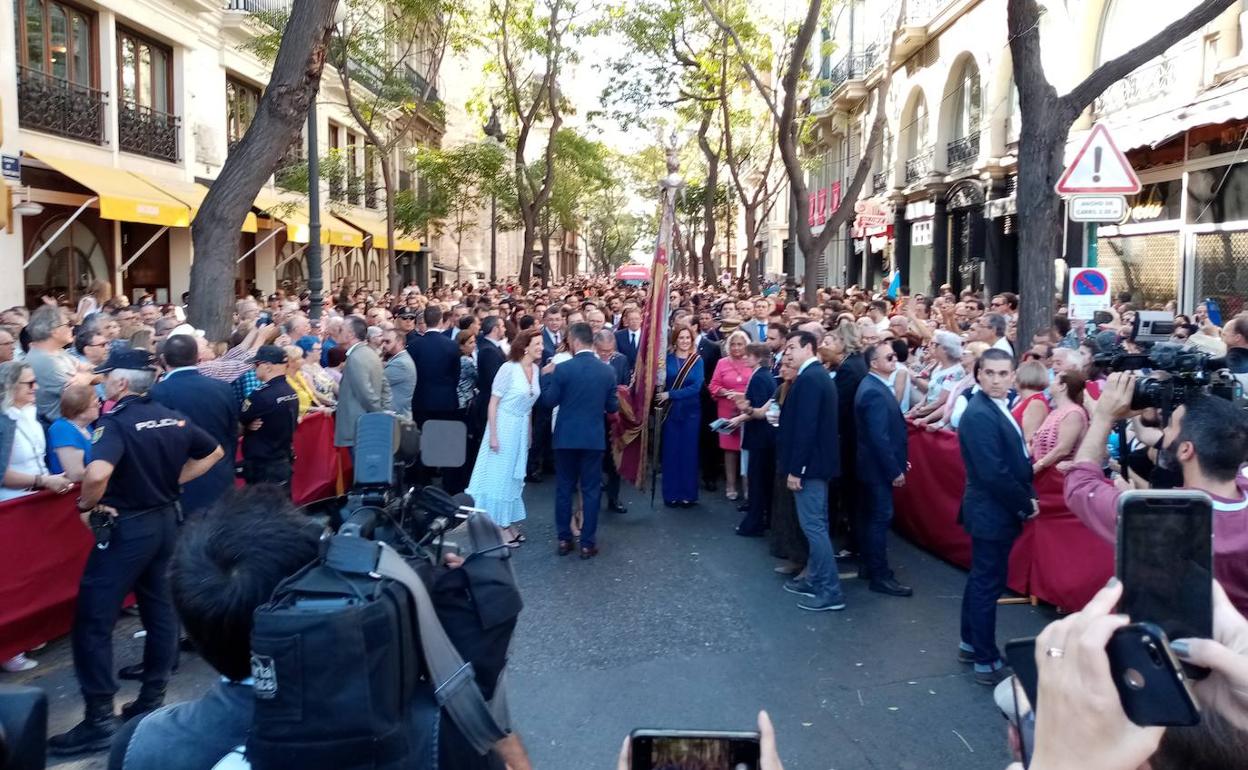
top-left (332, 210), bottom-right (421, 252)
top-left (138, 176), bottom-right (258, 233)
top-left (253, 190), bottom-right (363, 248)
top-left (1066, 79), bottom-right (1248, 160)
top-left (25, 151), bottom-right (190, 227)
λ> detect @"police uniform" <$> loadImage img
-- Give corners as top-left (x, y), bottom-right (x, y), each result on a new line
top-left (240, 374), bottom-right (299, 487)
top-left (72, 395), bottom-right (217, 708)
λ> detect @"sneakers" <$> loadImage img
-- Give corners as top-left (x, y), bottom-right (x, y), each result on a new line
top-left (782, 578), bottom-right (816, 597)
top-left (2, 653), bottom-right (38, 673)
top-left (798, 593), bottom-right (848, 612)
top-left (974, 664), bottom-right (1014, 687)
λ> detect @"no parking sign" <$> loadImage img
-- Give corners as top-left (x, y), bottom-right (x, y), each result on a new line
top-left (1068, 268), bottom-right (1111, 320)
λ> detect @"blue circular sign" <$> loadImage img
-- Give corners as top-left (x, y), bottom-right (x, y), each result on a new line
top-left (1073, 270), bottom-right (1108, 295)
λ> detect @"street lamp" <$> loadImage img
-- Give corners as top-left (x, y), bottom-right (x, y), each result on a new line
top-left (306, 4), bottom-right (350, 322)
top-left (483, 102), bottom-right (505, 285)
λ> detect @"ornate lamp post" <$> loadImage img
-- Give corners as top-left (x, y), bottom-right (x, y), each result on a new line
top-left (483, 103), bottom-right (505, 284)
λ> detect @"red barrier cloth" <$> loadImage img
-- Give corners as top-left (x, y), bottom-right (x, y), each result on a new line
top-left (0, 413), bottom-right (347, 660)
top-left (893, 426), bottom-right (1114, 611)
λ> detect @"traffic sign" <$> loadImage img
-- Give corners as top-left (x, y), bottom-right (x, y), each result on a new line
top-left (1055, 123), bottom-right (1140, 195)
top-left (1068, 194), bottom-right (1127, 223)
top-left (1068, 267), bottom-right (1111, 320)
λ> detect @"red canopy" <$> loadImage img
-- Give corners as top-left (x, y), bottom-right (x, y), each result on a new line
top-left (615, 264), bottom-right (651, 282)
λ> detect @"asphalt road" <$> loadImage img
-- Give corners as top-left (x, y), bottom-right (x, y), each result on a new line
top-left (14, 479), bottom-right (1055, 770)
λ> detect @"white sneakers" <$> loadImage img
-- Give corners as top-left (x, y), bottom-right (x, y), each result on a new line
top-left (2, 653), bottom-right (39, 673)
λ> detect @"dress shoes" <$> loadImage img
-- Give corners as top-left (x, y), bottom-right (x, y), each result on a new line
top-left (557, 540), bottom-right (575, 556)
top-left (735, 526), bottom-right (764, 538)
top-left (868, 578), bottom-right (913, 597)
top-left (607, 501), bottom-right (628, 514)
top-left (119, 661), bottom-right (179, 681)
top-left (579, 546), bottom-right (599, 560)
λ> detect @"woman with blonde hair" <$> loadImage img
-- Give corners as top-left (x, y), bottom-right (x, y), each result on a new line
top-left (76, 279), bottom-right (112, 321)
top-left (708, 329), bottom-right (752, 500)
top-left (1011, 360), bottom-right (1051, 446)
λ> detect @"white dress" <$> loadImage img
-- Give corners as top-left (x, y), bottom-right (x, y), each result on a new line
top-left (465, 361), bottom-right (541, 528)
top-left (1, 405), bottom-right (49, 502)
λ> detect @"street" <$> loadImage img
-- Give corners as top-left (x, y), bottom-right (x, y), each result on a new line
top-left (15, 478), bottom-right (1056, 770)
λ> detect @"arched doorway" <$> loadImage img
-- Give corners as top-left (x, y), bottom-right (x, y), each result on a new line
top-left (24, 216), bottom-right (109, 307)
top-left (947, 180), bottom-right (986, 294)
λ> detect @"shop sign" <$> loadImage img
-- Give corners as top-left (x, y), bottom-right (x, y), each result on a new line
top-left (905, 200), bottom-right (935, 221)
top-left (1, 155), bottom-right (18, 182)
top-left (1069, 194), bottom-right (1127, 223)
top-left (807, 182), bottom-right (843, 227)
top-left (853, 199), bottom-right (892, 230)
top-left (911, 220), bottom-right (933, 247)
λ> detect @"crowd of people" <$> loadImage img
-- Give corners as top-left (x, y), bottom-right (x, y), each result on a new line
top-left (3, 270), bottom-right (1248, 768)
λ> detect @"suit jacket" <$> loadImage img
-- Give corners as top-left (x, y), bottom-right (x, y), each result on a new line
top-left (744, 319), bottom-right (769, 343)
top-left (150, 368), bottom-right (238, 513)
top-left (335, 343), bottom-right (390, 447)
top-left (383, 350), bottom-right (417, 420)
top-left (473, 336), bottom-right (507, 425)
top-left (697, 331), bottom-right (724, 396)
top-left (957, 390), bottom-right (1036, 542)
top-left (539, 351), bottom-right (619, 451)
top-left (854, 373), bottom-right (907, 485)
top-left (540, 327), bottom-right (561, 366)
top-left (407, 330), bottom-right (460, 414)
top-left (741, 366), bottom-right (777, 451)
top-left (834, 352), bottom-right (868, 445)
top-left (776, 360), bottom-right (840, 480)
top-left (615, 328), bottom-right (641, 374)
top-left (602, 351), bottom-right (630, 386)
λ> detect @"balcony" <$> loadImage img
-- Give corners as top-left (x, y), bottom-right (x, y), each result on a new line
top-left (1094, 56), bottom-right (1174, 116)
top-left (946, 131), bottom-right (980, 172)
top-left (891, 0), bottom-right (939, 64)
top-left (119, 102), bottom-right (180, 162)
top-left (347, 56), bottom-right (387, 95)
top-left (872, 170), bottom-right (889, 195)
top-left (904, 148), bottom-right (933, 185)
top-left (401, 63), bottom-right (440, 104)
top-left (828, 45), bottom-right (878, 110)
top-left (17, 66), bottom-right (107, 144)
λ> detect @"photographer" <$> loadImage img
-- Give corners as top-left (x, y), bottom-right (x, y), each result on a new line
top-left (1062, 373), bottom-right (1248, 612)
top-left (109, 486), bottom-right (530, 770)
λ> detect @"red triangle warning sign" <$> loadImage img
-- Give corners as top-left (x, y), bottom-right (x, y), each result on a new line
top-left (1055, 123), bottom-right (1141, 195)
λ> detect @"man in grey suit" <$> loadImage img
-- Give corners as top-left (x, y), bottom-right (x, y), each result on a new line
top-left (381, 329), bottom-right (416, 421)
top-left (333, 316), bottom-right (391, 449)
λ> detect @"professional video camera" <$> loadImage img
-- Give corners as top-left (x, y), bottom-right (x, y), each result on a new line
top-left (248, 412), bottom-right (521, 770)
top-left (1095, 312), bottom-right (1242, 414)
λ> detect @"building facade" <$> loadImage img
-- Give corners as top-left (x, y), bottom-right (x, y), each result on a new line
top-left (0, 0), bottom-right (444, 310)
top-left (803, 0), bottom-right (1248, 311)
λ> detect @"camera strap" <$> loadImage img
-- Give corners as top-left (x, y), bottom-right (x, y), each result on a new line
top-left (371, 542), bottom-right (509, 755)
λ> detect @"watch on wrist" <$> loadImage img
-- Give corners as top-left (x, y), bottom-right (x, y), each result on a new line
top-left (76, 499), bottom-right (94, 513)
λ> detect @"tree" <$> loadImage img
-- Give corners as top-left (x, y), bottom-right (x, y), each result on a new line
top-left (583, 186), bottom-right (645, 274)
top-left (1007, 0), bottom-right (1235, 349)
top-left (189, 0), bottom-right (340, 341)
top-left (487, 0), bottom-right (579, 287)
top-left (534, 128), bottom-right (613, 279)
top-left (704, 0), bottom-right (904, 302)
top-left (399, 140), bottom-right (509, 279)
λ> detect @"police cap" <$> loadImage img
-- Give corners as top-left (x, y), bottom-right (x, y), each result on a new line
top-left (253, 345), bottom-right (288, 365)
top-left (95, 348), bottom-right (156, 374)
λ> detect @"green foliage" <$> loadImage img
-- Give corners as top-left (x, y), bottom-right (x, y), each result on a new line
top-left (397, 141), bottom-right (511, 241)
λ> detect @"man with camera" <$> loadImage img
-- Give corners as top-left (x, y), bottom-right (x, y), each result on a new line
top-left (1063, 372), bottom-right (1248, 612)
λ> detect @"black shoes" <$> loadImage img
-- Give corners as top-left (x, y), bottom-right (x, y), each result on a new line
top-left (607, 501), bottom-right (628, 514)
top-left (524, 473), bottom-right (544, 483)
top-left (121, 684), bottom-right (166, 721)
top-left (868, 578), bottom-right (914, 597)
top-left (48, 696), bottom-right (119, 756)
top-left (735, 527), bottom-right (764, 538)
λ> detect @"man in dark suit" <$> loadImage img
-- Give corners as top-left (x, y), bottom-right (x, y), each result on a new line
top-left (407, 305), bottom-right (462, 488)
top-left (151, 334), bottom-right (238, 515)
top-left (854, 341), bottom-right (912, 597)
top-left (696, 310), bottom-right (725, 493)
top-left (733, 343), bottom-right (777, 537)
top-left (613, 307), bottom-right (642, 377)
top-left (528, 308), bottom-right (565, 481)
top-left (777, 330), bottom-right (845, 612)
top-left (957, 348), bottom-right (1036, 686)
top-left (829, 326), bottom-right (868, 561)
top-left (539, 323), bottom-right (619, 559)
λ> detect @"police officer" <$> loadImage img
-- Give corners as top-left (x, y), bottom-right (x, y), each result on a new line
top-left (240, 344), bottom-right (299, 488)
top-left (49, 349), bottom-right (224, 756)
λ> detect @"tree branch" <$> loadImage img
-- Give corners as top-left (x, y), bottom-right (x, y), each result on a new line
top-left (699, 0), bottom-right (780, 124)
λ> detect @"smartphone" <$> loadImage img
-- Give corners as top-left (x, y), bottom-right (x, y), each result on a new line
top-left (1092, 310), bottom-right (1114, 326)
top-left (629, 730), bottom-right (760, 770)
top-left (1106, 622), bottom-right (1200, 727)
top-left (1116, 490), bottom-right (1214, 679)
top-left (1005, 637), bottom-right (1039, 710)
top-left (256, 311), bottom-right (273, 328)
top-left (1011, 677), bottom-right (1035, 768)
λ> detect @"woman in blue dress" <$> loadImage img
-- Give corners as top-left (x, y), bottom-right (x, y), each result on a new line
top-left (657, 324), bottom-right (704, 507)
top-left (466, 329), bottom-right (543, 544)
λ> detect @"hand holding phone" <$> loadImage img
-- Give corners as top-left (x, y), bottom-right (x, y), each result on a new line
top-left (622, 711), bottom-right (783, 770)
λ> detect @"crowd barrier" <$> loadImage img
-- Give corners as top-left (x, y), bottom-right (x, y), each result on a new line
top-left (0, 411), bottom-right (349, 662)
top-left (892, 425), bottom-right (1114, 612)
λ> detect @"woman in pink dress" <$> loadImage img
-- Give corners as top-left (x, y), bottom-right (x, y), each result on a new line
top-left (709, 330), bottom-right (753, 500)
top-left (1030, 370), bottom-right (1089, 475)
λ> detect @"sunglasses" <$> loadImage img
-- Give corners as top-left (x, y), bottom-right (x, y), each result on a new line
top-left (18, 379), bottom-right (37, 386)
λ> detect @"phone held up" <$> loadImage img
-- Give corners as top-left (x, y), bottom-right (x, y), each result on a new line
top-left (630, 730), bottom-right (761, 770)
top-left (1116, 489), bottom-right (1214, 680)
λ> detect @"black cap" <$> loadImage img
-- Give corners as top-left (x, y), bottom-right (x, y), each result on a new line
top-left (94, 348), bottom-right (156, 374)
top-left (253, 345), bottom-right (288, 365)
top-left (397, 310), bottom-right (418, 320)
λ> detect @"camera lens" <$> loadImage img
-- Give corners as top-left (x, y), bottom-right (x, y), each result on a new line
top-left (1146, 641), bottom-right (1165, 668)
top-left (1123, 668), bottom-right (1146, 690)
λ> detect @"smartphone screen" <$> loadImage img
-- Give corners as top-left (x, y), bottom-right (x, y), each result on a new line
top-left (1117, 491), bottom-right (1213, 653)
top-left (630, 732), bottom-right (760, 770)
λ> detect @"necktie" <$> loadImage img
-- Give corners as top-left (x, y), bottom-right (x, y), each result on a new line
top-left (759, 322), bottom-right (765, 339)
top-left (632, 332), bottom-right (637, 349)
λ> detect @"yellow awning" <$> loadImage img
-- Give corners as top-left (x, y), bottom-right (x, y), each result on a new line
top-left (253, 190), bottom-right (363, 248)
top-left (136, 175), bottom-right (258, 233)
top-left (332, 209), bottom-right (421, 251)
top-left (25, 151), bottom-right (190, 227)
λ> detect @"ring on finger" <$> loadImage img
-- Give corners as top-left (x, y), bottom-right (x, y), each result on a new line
top-left (1045, 647), bottom-right (1065, 659)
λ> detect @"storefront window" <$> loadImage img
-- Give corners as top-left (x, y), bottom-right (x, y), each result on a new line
top-left (1192, 231), bottom-right (1248, 317)
top-left (1187, 161), bottom-right (1248, 224)
top-left (1096, 232), bottom-right (1180, 307)
top-left (1126, 180), bottom-right (1182, 224)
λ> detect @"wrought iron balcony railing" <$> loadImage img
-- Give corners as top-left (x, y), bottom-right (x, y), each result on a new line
top-left (946, 131), bottom-right (980, 172)
top-left (119, 101), bottom-right (180, 162)
top-left (904, 148), bottom-right (933, 185)
top-left (872, 170), bottom-right (889, 195)
top-left (401, 63), bottom-right (440, 104)
top-left (828, 44), bottom-right (879, 89)
top-left (225, 0), bottom-right (290, 12)
top-left (1095, 57), bottom-right (1174, 115)
top-left (17, 65), bottom-right (107, 144)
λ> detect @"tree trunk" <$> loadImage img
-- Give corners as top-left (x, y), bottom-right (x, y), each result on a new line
top-left (189, 0), bottom-right (338, 341)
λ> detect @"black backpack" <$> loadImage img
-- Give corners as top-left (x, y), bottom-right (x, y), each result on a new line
top-left (247, 517), bottom-right (516, 770)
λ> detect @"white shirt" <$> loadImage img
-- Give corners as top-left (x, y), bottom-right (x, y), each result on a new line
top-left (992, 336), bottom-right (1015, 357)
top-left (992, 393), bottom-right (1029, 455)
top-left (2, 405), bottom-right (48, 501)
